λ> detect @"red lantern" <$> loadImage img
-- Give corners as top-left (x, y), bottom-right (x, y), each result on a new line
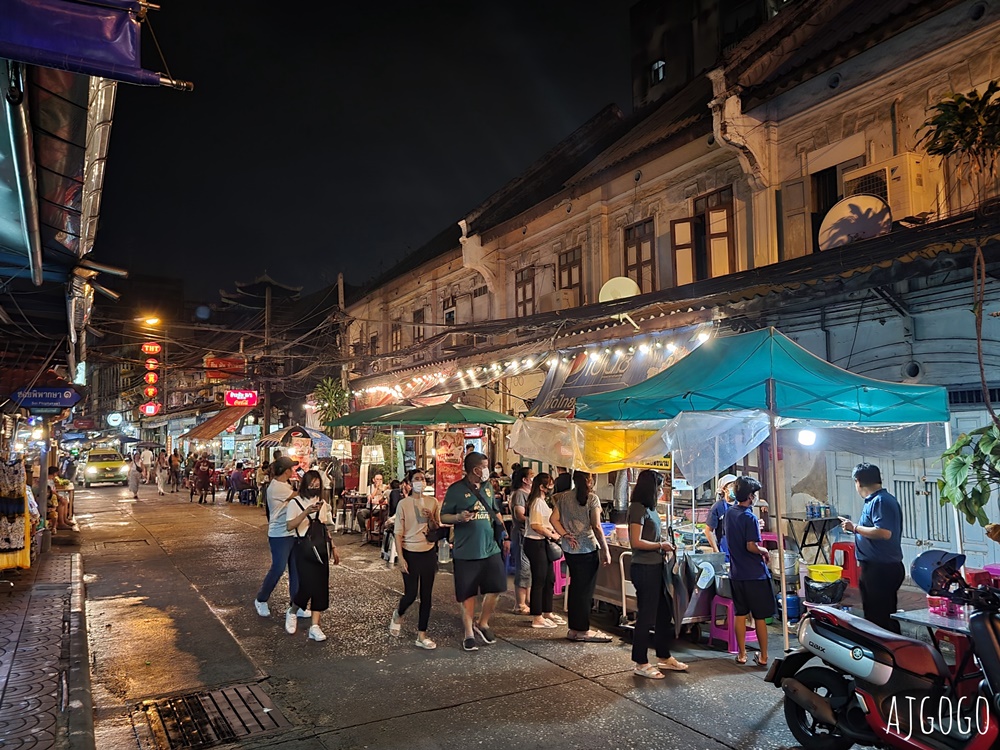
top-left (145, 358), bottom-right (159, 371)
top-left (141, 341), bottom-right (162, 355)
top-left (143, 372), bottom-right (159, 385)
top-left (139, 402), bottom-right (162, 416)
top-left (143, 386), bottom-right (158, 399)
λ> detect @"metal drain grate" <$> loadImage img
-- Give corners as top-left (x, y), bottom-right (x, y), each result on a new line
top-left (135, 684), bottom-right (290, 748)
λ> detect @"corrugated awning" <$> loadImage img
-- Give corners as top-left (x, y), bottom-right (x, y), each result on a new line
top-left (177, 407), bottom-right (252, 441)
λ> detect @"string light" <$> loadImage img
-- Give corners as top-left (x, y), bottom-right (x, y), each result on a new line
top-left (639, 344), bottom-right (649, 353)
top-left (698, 331), bottom-right (710, 343)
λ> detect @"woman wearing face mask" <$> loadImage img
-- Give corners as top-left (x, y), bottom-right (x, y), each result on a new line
top-left (705, 473), bottom-right (738, 556)
top-left (286, 470), bottom-right (339, 641)
top-left (389, 468), bottom-right (441, 649)
top-left (523, 473), bottom-right (566, 629)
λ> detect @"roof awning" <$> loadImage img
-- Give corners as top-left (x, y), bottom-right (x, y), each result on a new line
top-left (177, 407), bottom-right (253, 442)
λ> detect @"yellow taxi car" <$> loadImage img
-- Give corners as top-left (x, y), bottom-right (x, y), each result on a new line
top-left (77, 450), bottom-right (130, 487)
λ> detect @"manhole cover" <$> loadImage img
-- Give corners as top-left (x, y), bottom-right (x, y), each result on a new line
top-left (103, 539), bottom-right (149, 548)
top-left (134, 684), bottom-right (290, 748)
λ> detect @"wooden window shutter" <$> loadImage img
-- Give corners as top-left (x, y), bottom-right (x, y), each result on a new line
top-left (670, 218), bottom-right (695, 286)
top-left (779, 176), bottom-right (813, 259)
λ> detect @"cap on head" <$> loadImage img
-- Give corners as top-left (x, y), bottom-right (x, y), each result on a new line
top-left (272, 456), bottom-right (297, 476)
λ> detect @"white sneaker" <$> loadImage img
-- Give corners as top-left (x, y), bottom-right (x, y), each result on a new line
top-left (308, 624), bottom-right (327, 641)
top-left (297, 608), bottom-right (312, 618)
top-left (254, 599), bottom-right (270, 617)
top-left (285, 608), bottom-right (297, 634)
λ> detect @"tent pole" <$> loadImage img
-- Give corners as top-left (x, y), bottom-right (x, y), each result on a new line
top-left (767, 379), bottom-right (791, 653)
top-left (944, 422), bottom-right (965, 560)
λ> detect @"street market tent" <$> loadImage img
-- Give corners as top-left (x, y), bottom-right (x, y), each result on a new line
top-left (177, 407), bottom-right (253, 442)
top-left (257, 425), bottom-right (333, 457)
top-left (509, 418), bottom-right (672, 473)
top-left (369, 403), bottom-right (516, 425)
top-left (325, 404), bottom-right (409, 427)
top-left (574, 327), bottom-right (951, 651)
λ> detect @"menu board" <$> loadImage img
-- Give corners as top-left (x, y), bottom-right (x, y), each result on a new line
top-left (434, 431), bottom-right (466, 500)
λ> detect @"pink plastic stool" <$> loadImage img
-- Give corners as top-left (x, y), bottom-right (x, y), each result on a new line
top-left (760, 532), bottom-right (786, 550)
top-left (552, 559), bottom-right (570, 596)
top-left (709, 595), bottom-right (758, 654)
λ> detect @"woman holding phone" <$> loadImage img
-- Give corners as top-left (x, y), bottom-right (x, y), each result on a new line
top-left (286, 469), bottom-right (339, 641)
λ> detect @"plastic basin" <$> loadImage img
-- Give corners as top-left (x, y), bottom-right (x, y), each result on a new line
top-left (808, 564), bottom-right (843, 582)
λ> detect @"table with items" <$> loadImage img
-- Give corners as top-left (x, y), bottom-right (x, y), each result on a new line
top-left (338, 493), bottom-right (366, 534)
top-left (782, 513), bottom-right (842, 563)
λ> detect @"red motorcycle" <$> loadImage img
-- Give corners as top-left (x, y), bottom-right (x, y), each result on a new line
top-left (766, 551), bottom-right (1000, 750)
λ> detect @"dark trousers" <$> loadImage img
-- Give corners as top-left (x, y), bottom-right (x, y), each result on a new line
top-left (524, 537), bottom-right (554, 615)
top-left (398, 548), bottom-right (437, 631)
top-left (631, 562), bottom-right (673, 664)
top-left (565, 551), bottom-right (599, 632)
top-left (859, 560), bottom-right (905, 633)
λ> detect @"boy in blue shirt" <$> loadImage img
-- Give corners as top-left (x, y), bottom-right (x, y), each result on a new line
top-left (724, 476), bottom-right (773, 667)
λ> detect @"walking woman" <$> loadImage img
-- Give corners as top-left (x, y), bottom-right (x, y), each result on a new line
top-left (286, 470), bottom-right (339, 641)
top-left (509, 465), bottom-right (534, 614)
top-left (551, 471), bottom-right (612, 642)
top-left (155, 450), bottom-right (169, 496)
top-left (628, 469), bottom-right (688, 678)
top-left (522, 473), bottom-right (566, 629)
top-left (389, 468), bottom-right (440, 649)
top-left (127, 451), bottom-right (145, 499)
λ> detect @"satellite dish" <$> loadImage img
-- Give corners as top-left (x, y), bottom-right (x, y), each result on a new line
top-left (599, 276), bottom-right (642, 302)
top-left (818, 194), bottom-right (892, 251)
top-left (598, 277), bottom-right (642, 330)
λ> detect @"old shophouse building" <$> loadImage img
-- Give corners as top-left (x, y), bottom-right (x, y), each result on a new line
top-left (345, 0), bottom-right (1000, 568)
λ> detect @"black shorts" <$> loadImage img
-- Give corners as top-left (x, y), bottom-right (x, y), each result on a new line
top-left (453, 554), bottom-right (507, 602)
top-left (731, 578), bottom-right (775, 620)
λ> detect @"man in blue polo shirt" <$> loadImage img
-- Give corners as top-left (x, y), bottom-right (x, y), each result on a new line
top-left (724, 476), bottom-right (773, 667)
top-left (841, 463), bottom-right (903, 633)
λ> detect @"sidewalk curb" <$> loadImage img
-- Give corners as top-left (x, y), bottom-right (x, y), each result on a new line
top-left (66, 552), bottom-right (96, 750)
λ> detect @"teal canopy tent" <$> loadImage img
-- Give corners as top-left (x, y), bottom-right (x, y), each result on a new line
top-left (369, 403), bottom-right (515, 426)
top-left (325, 404), bottom-right (409, 428)
top-left (575, 327), bottom-right (950, 652)
top-left (575, 327), bottom-right (949, 424)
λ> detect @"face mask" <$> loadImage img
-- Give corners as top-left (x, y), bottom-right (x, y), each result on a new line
top-left (727, 489), bottom-right (736, 501)
top-left (478, 467), bottom-right (490, 482)
top-left (411, 481), bottom-right (424, 495)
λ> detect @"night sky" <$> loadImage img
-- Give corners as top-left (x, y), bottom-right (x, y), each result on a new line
top-left (96, 1), bottom-right (635, 301)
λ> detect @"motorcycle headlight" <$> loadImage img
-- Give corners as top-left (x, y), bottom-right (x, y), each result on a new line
top-left (120, 465), bottom-right (129, 474)
top-left (86, 467), bottom-right (97, 474)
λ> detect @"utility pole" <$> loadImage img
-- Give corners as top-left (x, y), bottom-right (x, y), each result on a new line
top-left (337, 272), bottom-right (347, 395)
top-left (262, 283), bottom-right (272, 438)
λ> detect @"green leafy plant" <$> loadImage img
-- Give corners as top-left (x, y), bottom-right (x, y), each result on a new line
top-left (313, 376), bottom-right (349, 431)
top-left (917, 81), bottom-right (1000, 202)
top-left (938, 424), bottom-right (1000, 527)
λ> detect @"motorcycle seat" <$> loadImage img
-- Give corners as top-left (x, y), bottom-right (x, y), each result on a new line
top-left (831, 609), bottom-right (948, 678)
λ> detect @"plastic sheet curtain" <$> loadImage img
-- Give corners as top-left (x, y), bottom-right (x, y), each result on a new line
top-left (0, 0), bottom-right (161, 86)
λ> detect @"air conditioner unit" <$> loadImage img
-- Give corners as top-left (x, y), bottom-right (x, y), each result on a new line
top-left (538, 288), bottom-right (579, 313)
top-left (842, 152), bottom-right (931, 220)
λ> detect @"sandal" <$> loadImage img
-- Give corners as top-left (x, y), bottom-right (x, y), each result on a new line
top-left (752, 652), bottom-right (768, 668)
top-left (545, 614), bottom-right (566, 625)
top-left (633, 664), bottom-right (664, 679)
top-left (656, 657), bottom-right (689, 672)
top-left (511, 604), bottom-right (530, 615)
top-left (531, 620), bottom-right (558, 629)
top-left (735, 654), bottom-right (748, 665)
top-left (414, 636), bottom-right (437, 650)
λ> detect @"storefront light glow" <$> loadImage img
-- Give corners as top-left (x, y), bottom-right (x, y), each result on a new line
top-left (31, 428), bottom-right (43, 440)
top-left (698, 331), bottom-right (711, 343)
top-left (615, 349), bottom-right (623, 357)
top-left (797, 429), bottom-right (818, 447)
top-left (667, 342), bottom-right (677, 352)
top-left (589, 351), bottom-right (599, 361)
top-left (639, 344), bottom-right (649, 353)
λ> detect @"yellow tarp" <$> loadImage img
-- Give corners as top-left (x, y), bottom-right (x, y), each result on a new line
top-left (509, 417), bottom-right (671, 473)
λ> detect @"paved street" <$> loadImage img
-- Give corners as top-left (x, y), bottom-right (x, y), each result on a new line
top-left (60, 483), bottom-right (803, 750)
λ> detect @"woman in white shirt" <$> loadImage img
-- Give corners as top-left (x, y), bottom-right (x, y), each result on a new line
top-left (389, 469), bottom-right (440, 649)
top-left (523, 473), bottom-right (566, 629)
top-left (285, 470), bottom-right (339, 641)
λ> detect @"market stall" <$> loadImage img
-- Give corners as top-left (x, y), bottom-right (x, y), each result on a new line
top-left (575, 327), bottom-right (951, 650)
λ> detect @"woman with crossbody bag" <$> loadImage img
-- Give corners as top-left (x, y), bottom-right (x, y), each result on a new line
top-left (285, 470), bottom-right (339, 641)
top-left (389, 468), bottom-right (440, 649)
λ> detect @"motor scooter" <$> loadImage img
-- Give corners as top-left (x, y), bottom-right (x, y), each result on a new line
top-left (765, 559), bottom-right (1000, 750)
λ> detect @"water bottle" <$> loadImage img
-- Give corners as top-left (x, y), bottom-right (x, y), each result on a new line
top-left (438, 538), bottom-right (451, 564)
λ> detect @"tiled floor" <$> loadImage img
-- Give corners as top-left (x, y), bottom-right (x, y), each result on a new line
top-left (0, 550), bottom-right (76, 749)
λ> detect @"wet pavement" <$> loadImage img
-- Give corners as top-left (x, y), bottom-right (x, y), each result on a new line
top-left (12, 483), bottom-right (939, 749)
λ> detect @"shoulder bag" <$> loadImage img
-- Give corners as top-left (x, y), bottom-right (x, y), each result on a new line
top-left (466, 479), bottom-right (507, 549)
top-left (291, 498), bottom-right (327, 566)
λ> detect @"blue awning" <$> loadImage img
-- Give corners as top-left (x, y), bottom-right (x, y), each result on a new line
top-left (0, 0), bottom-right (191, 89)
top-left (576, 327), bottom-right (950, 425)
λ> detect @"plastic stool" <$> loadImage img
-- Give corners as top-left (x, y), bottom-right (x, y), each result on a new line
top-left (831, 542), bottom-right (860, 588)
top-left (709, 595), bottom-right (758, 654)
top-left (552, 559), bottom-right (570, 596)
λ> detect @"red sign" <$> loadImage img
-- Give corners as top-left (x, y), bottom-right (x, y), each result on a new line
top-left (139, 402), bottom-right (162, 416)
top-left (143, 386), bottom-right (159, 399)
top-left (204, 356), bottom-right (246, 381)
top-left (463, 427), bottom-right (484, 438)
top-left (143, 372), bottom-right (159, 385)
top-left (145, 358), bottom-right (159, 371)
top-left (224, 389), bottom-right (259, 407)
top-left (72, 418), bottom-right (95, 429)
top-left (141, 341), bottom-right (162, 355)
